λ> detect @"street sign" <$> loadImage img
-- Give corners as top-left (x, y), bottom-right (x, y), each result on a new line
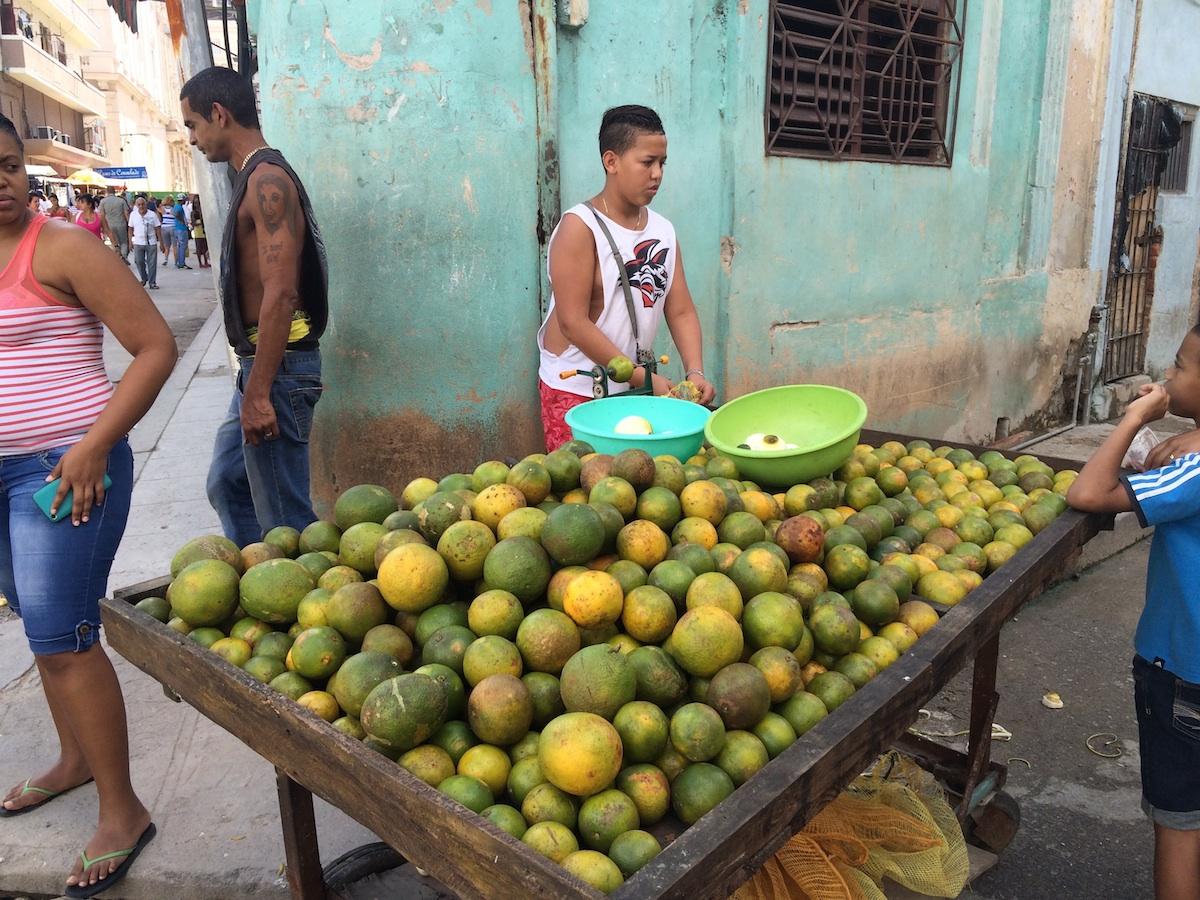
top-left (95, 166), bottom-right (148, 179)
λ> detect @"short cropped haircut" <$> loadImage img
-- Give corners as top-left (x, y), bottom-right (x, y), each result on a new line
top-left (0, 113), bottom-right (23, 153)
top-left (180, 67), bottom-right (260, 129)
top-left (599, 105), bottom-right (665, 156)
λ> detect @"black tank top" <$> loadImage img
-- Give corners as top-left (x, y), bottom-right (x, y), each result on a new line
top-left (220, 148), bottom-right (329, 357)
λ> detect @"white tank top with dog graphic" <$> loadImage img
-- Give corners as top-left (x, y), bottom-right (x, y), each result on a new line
top-left (537, 203), bottom-right (677, 397)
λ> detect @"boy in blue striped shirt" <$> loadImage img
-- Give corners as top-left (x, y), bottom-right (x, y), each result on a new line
top-left (1068, 327), bottom-right (1200, 899)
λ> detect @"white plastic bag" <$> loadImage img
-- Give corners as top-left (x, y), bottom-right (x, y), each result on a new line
top-left (1123, 426), bottom-right (1162, 471)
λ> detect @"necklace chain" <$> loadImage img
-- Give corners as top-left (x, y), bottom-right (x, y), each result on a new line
top-left (600, 196), bottom-right (644, 231)
top-left (239, 145), bottom-right (272, 172)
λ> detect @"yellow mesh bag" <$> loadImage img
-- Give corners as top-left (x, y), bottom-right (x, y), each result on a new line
top-left (733, 751), bottom-right (970, 900)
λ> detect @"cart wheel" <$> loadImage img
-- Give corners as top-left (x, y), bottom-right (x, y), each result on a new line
top-left (322, 841), bottom-right (405, 889)
top-left (967, 790), bottom-right (1020, 854)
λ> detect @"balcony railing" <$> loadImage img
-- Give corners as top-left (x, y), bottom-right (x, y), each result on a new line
top-left (8, 0), bottom-right (100, 50)
top-left (0, 33), bottom-right (106, 116)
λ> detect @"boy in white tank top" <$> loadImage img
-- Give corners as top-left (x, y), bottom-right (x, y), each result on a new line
top-left (536, 105), bottom-right (715, 450)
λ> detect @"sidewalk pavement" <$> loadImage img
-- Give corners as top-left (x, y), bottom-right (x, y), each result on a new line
top-left (0, 328), bottom-right (1177, 898)
top-left (0, 269), bottom-right (377, 900)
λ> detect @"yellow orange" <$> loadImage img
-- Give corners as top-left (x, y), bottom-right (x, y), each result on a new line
top-left (616, 520), bottom-right (671, 569)
top-left (897, 600), bottom-right (939, 636)
top-left (562, 570), bottom-right (624, 628)
top-left (679, 481), bottom-right (728, 525)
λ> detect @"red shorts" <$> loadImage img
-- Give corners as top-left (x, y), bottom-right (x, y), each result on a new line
top-left (539, 380), bottom-right (590, 452)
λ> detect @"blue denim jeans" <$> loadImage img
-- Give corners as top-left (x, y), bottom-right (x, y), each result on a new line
top-left (0, 438), bottom-right (133, 655)
top-left (133, 243), bottom-right (157, 287)
top-left (175, 227), bottom-right (189, 266)
top-left (207, 349), bottom-right (322, 548)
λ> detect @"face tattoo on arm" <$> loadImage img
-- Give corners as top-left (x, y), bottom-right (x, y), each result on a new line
top-left (256, 173), bottom-right (295, 236)
top-left (255, 173), bottom-right (296, 265)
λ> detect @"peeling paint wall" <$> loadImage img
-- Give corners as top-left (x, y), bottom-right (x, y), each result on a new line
top-left (251, 0), bottom-right (545, 504)
top-left (714, 3), bottom-right (1066, 442)
top-left (1038, 0), bottom-right (1116, 426)
top-left (555, 2), bottom-right (730, 384)
top-left (248, 0), bottom-right (1109, 500)
top-left (557, 2), bottom-right (1081, 443)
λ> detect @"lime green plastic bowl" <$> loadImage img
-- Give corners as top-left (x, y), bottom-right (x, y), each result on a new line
top-left (566, 395), bottom-right (711, 461)
top-left (704, 385), bottom-right (867, 487)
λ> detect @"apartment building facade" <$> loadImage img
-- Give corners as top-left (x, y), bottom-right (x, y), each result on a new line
top-left (83, 0), bottom-right (193, 191)
top-left (0, 0), bottom-right (195, 191)
top-left (0, 0), bottom-right (109, 172)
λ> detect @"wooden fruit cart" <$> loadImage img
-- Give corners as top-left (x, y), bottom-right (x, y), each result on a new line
top-left (101, 431), bottom-right (1111, 899)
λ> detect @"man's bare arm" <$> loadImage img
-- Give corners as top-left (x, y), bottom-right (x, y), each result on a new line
top-left (663, 244), bottom-right (715, 404)
top-left (241, 165), bottom-right (304, 445)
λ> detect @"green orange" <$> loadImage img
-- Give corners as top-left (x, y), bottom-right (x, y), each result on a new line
top-left (668, 606), bottom-right (744, 678)
top-left (621, 585), bottom-right (677, 644)
top-left (671, 763), bottom-right (735, 826)
top-left (824, 543), bottom-right (871, 591)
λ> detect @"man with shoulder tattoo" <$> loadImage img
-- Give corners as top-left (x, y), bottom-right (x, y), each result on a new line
top-left (180, 67), bottom-right (329, 547)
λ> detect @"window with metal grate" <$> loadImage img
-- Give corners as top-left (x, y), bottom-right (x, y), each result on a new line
top-left (1161, 119), bottom-right (1192, 193)
top-left (765, 0), bottom-right (966, 165)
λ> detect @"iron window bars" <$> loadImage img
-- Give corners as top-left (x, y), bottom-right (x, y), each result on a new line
top-left (766, 0), bottom-right (966, 165)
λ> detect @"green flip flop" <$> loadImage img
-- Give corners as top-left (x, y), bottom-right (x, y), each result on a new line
top-left (0, 776), bottom-right (94, 818)
top-left (64, 821), bottom-right (157, 899)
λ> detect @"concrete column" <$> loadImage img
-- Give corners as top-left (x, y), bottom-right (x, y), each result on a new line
top-left (1021, 0), bottom-right (1073, 273)
top-left (179, 0), bottom-right (233, 287)
top-left (530, 0), bottom-right (559, 317)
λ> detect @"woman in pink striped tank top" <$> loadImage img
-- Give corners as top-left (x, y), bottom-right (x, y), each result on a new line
top-left (0, 117), bottom-right (176, 897)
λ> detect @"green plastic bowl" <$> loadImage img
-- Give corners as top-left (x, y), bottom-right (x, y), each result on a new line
top-left (704, 385), bottom-right (867, 487)
top-left (566, 395), bottom-right (711, 461)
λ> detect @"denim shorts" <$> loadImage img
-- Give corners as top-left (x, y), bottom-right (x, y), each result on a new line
top-left (0, 438), bottom-right (133, 655)
top-left (1132, 655), bottom-right (1200, 830)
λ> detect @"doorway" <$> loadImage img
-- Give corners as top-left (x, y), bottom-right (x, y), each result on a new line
top-left (1101, 93), bottom-right (1180, 382)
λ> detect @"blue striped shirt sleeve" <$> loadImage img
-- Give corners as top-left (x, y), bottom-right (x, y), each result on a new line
top-left (1123, 453), bottom-right (1200, 527)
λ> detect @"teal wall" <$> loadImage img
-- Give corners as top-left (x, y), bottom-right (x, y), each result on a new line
top-left (252, 0), bottom-right (545, 501)
top-left (556, 3), bottom-right (1054, 440)
top-left (555, 3), bottom-right (730, 379)
top-left (251, 1), bottom-right (1057, 495)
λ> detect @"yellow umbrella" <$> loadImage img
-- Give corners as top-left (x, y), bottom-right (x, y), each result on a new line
top-left (67, 168), bottom-right (112, 187)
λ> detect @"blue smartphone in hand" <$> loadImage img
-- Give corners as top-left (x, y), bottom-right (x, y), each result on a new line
top-left (33, 475), bottom-right (113, 522)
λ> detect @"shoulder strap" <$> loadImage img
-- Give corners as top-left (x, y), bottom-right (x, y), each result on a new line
top-left (584, 202), bottom-right (641, 348)
top-left (10, 214), bottom-right (47, 278)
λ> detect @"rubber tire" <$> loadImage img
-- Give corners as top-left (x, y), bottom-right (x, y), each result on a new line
top-left (323, 841), bottom-right (405, 889)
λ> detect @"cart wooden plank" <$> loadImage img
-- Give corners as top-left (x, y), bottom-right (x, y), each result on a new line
top-left (613, 507), bottom-right (1104, 899)
top-left (104, 430), bottom-right (1109, 900)
top-left (101, 594), bottom-right (604, 899)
